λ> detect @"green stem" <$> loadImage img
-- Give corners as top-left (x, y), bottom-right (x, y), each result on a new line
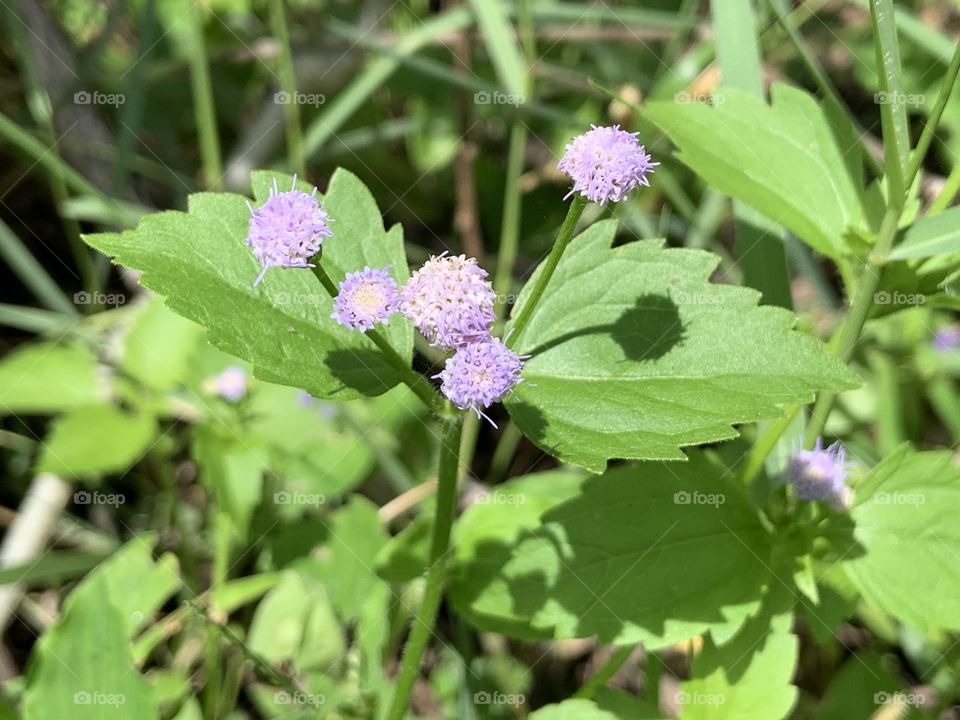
top-left (507, 195), bottom-right (587, 348)
top-left (269, 0), bottom-right (306, 176)
top-left (928, 161), bottom-right (960, 215)
top-left (905, 39), bottom-right (960, 191)
top-left (186, 2), bottom-right (223, 190)
top-left (574, 644), bottom-right (634, 699)
top-left (484, 420), bottom-right (522, 484)
top-left (310, 263), bottom-right (443, 413)
top-left (387, 414), bottom-right (464, 720)
top-left (804, 204), bottom-right (902, 446)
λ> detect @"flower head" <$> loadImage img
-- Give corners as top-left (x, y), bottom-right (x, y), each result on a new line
top-left (435, 338), bottom-right (524, 425)
top-left (210, 366), bottom-right (248, 402)
top-left (331, 266), bottom-right (401, 332)
top-left (246, 177), bottom-right (333, 286)
top-left (933, 325), bottom-right (960, 353)
top-left (400, 253), bottom-right (496, 350)
top-left (786, 438), bottom-right (852, 510)
top-left (557, 124), bottom-right (657, 205)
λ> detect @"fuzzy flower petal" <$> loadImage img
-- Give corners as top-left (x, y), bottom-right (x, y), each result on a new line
top-left (435, 338), bottom-right (524, 425)
top-left (786, 437), bottom-right (852, 510)
top-left (331, 266), bottom-right (401, 331)
top-left (400, 253), bottom-right (496, 350)
top-left (557, 124), bottom-right (657, 205)
top-left (246, 177), bottom-right (333, 286)
top-left (210, 366), bottom-right (248, 402)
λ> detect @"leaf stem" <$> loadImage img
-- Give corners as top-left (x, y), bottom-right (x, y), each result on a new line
top-left (506, 194), bottom-right (587, 348)
top-left (309, 263), bottom-right (444, 413)
top-left (387, 413), bottom-right (464, 720)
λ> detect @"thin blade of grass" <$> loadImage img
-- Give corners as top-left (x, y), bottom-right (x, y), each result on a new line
top-left (468, 0), bottom-right (528, 98)
top-left (0, 218), bottom-right (78, 316)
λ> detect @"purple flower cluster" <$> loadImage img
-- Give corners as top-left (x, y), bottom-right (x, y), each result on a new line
top-left (786, 437), bottom-right (852, 511)
top-left (399, 253), bottom-right (496, 350)
top-left (246, 177), bottom-right (333, 287)
top-left (331, 266), bottom-right (401, 332)
top-left (933, 325), bottom-right (960, 353)
top-left (558, 125), bottom-right (657, 205)
top-left (435, 338), bottom-right (524, 425)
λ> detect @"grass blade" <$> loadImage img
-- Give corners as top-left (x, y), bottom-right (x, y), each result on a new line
top-left (468, 0), bottom-right (528, 97)
top-left (0, 218), bottom-right (78, 316)
top-left (870, 0), bottom-right (911, 202)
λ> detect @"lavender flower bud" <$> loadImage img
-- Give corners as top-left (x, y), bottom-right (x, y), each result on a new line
top-left (435, 338), bottom-right (524, 425)
top-left (786, 437), bottom-right (852, 511)
top-left (557, 124), bottom-right (657, 205)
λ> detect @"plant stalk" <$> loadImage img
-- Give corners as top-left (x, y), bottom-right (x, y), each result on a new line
top-left (507, 194), bottom-right (587, 347)
top-left (387, 413), bottom-right (464, 720)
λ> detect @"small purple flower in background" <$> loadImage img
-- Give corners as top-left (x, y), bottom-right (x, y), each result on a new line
top-left (298, 391), bottom-right (337, 419)
top-left (786, 437), bottom-right (852, 511)
top-left (558, 124), bottom-right (657, 205)
top-left (400, 253), bottom-right (496, 350)
top-left (211, 366), bottom-right (248, 402)
top-left (933, 325), bottom-right (960, 353)
top-left (331, 266), bottom-right (401, 331)
top-left (435, 338), bottom-right (524, 425)
top-left (246, 177), bottom-right (333, 287)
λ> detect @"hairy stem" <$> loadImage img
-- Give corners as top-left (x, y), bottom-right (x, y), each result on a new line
top-left (507, 194), bottom-right (587, 347)
top-left (387, 413), bottom-right (464, 720)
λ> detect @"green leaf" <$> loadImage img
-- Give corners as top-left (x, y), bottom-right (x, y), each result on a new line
top-left (817, 650), bottom-right (925, 720)
top-left (23, 575), bottom-right (159, 720)
top-left (467, 455), bottom-right (772, 647)
top-left (644, 84), bottom-right (865, 260)
top-left (193, 429), bottom-right (265, 540)
top-left (839, 446), bottom-right (960, 633)
top-left (889, 205), bottom-right (960, 259)
top-left (70, 535), bottom-right (181, 637)
top-left (0, 343), bottom-right (105, 415)
top-left (36, 405), bottom-right (157, 478)
top-left (529, 688), bottom-right (664, 719)
top-left (121, 298), bottom-right (204, 391)
top-left (468, 0), bottom-right (528, 97)
top-left (451, 469), bottom-right (585, 639)
top-left (247, 569), bottom-right (345, 672)
top-left (84, 169), bottom-right (412, 400)
top-left (681, 588), bottom-right (798, 720)
top-left (375, 512), bottom-right (432, 583)
top-left (0, 550), bottom-right (110, 587)
top-left (505, 221), bottom-right (859, 472)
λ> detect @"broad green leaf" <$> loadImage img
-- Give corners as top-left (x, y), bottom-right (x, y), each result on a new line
top-left (37, 405), bottom-right (157, 478)
top-left (302, 497), bottom-right (389, 622)
top-left (84, 169), bottom-right (412, 400)
top-left (193, 429), bottom-right (266, 540)
top-left (839, 447), bottom-right (960, 632)
top-left (505, 221), bottom-right (859, 472)
top-left (0, 342), bottom-right (105, 415)
top-left (121, 298), bottom-right (204, 391)
top-left (530, 688), bottom-right (664, 719)
top-left (681, 588), bottom-right (798, 720)
top-left (644, 84), bottom-right (865, 260)
top-left (247, 569), bottom-right (344, 672)
top-left (375, 512), bottom-right (432, 583)
top-left (69, 535), bottom-right (181, 637)
top-left (889, 206), bottom-right (960, 260)
top-left (0, 550), bottom-right (109, 586)
top-left (23, 576), bottom-right (159, 720)
top-left (468, 455), bottom-right (772, 647)
top-left (450, 469), bottom-right (585, 638)
top-left (817, 650), bottom-right (925, 720)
